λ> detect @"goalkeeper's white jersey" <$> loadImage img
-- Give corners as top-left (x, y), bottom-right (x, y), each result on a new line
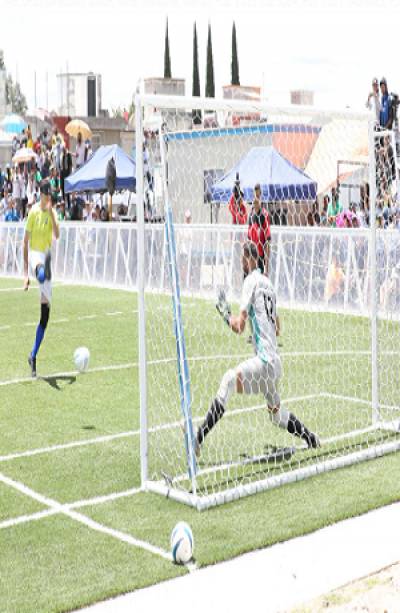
top-left (240, 268), bottom-right (278, 364)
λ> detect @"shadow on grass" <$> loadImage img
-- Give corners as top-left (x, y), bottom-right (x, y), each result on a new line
top-left (41, 375), bottom-right (77, 391)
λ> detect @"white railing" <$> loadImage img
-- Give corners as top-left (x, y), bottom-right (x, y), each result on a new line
top-left (1, 221), bottom-right (399, 317)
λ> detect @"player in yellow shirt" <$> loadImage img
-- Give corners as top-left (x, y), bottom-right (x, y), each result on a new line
top-left (24, 182), bottom-right (60, 377)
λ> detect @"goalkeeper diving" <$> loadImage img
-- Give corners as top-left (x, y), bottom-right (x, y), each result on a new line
top-left (195, 241), bottom-right (319, 456)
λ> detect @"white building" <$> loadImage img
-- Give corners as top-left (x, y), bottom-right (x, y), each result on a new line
top-left (57, 72), bottom-right (102, 117)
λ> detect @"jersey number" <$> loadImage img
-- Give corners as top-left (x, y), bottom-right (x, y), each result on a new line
top-left (263, 294), bottom-right (276, 325)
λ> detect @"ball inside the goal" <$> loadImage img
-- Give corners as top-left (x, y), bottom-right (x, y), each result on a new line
top-left (170, 522), bottom-right (194, 564)
top-left (73, 347), bottom-right (90, 373)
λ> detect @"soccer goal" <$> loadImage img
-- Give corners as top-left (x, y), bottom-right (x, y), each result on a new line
top-left (135, 94), bottom-right (400, 510)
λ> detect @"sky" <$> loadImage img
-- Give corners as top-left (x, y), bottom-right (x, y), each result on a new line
top-left (1, 0), bottom-right (400, 114)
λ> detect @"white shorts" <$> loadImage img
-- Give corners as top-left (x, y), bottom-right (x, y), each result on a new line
top-left (29, 249), bottom-right (52, 304)
top-left (238, 355), bottom-right (282, 408)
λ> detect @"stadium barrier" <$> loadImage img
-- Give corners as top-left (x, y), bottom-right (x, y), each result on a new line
top-left (1, 221), bottom-right (399, 318)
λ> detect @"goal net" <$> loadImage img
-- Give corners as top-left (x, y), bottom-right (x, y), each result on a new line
top-left (135, 94), bottom-right (400, 510)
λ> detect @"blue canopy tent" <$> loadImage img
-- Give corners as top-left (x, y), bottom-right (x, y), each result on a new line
top-left (211, 146), bottom-right (317, 203)
top-left (65, 144), bottom-right (136, 193)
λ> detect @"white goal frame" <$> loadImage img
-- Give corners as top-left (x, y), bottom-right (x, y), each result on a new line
top-left (135, 93), bottom-right (400, 511)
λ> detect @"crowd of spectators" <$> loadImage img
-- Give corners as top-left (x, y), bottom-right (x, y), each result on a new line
top-left (0, 125), bottom-right (119, 223)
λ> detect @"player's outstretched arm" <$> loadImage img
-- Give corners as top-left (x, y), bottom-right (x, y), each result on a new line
top-left (216, 289), bottom-right (247, 335)
top-left (229, 310), bottom-right (247, 335)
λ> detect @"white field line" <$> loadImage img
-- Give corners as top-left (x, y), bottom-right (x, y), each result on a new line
top-left (0, 349), bottom-right (383, 390)
top-left (0, 286), bottom-right (31, 292)
top-left (0, 325), bottom-right (11, 331)
top-left (0, 488), bottom-right (142, 531)
top-left (0, 508), bottom-right (58, 530)
top-left (67, 487), bottom-right (142, 510)
top-left (0, 471), bottom-right (172, 562)
top-left (0, 394), bottom-right (319, 464)
top-left (322, 392), bottom-right (400, 414)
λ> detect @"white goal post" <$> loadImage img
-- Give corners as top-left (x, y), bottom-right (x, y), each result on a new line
top-left (135, 93), bottom-right (400, 510)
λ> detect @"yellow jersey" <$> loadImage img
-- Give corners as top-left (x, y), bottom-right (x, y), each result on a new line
top-left (25, 204), bottom-right (56, 253)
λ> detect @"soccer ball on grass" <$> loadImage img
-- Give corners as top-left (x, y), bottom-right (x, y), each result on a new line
top-left (73, 347), bottom-right (90, 373)
top-left (170, 522), bottom-right (194, 564)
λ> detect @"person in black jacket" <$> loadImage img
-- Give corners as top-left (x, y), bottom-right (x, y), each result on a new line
top-left (60, 146), bottom-right (73, 210)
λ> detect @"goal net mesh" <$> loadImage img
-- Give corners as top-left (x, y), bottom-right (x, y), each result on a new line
top-left (137, 96), bottom-right (400, 509)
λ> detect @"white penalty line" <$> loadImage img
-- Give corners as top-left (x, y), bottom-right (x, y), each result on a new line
top-left (0, 472), bottom-right (172, 563)
top-left (0, 487), bottom-right (142, 531)
top-left (0, 350), bottom-right (385, 389)
top-left (0, 393), bottom-right (320, 464)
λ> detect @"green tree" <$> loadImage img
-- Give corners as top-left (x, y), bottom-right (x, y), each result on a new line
top-left (164, 18), bottom-right (172, 79)
top-left (205, 22), bottom-right (215, 99)
top-left (13, 82), bottom-right (27, 115)
top-left (192, 22), bottom-right (201, 125)
top-left (231, 21), bottom-right (240, 86)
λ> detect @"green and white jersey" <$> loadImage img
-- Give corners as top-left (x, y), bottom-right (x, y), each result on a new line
top-left (240, 268), bottom-right (278, 364)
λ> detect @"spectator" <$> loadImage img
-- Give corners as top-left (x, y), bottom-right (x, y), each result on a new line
top-left (70, 192), bottom-right (85, 221)
top-left (83, 201), bottom-right (93, 221)
top-left (100, 206), bottom-right (109, 222)
top-left (4, 198), bottom-right (20, 222)
top-left (60, 146), bottom-right (72, 209)
top-left (75, 132), bottom-right (86, 169)
top-left (12, 167), bottom-right (24, 219)
top-left (52, 137), bottom-right (63, 173)
top-left (0, 166), bottom-right (4, 196)
top-left (325, 254), bottom-right (344, 303)
top-left (56, 201), bottom-right (67, 221)
top-left (320, 195), bottom-right (329, 226)
top-left (366, 78), bottom-right (381, 124)
top-left (248, 183), bottom-right (271, 274)
top-left (4, 165), bottom-right (12, 193)
top-left (327, 187), bottom-right (343, 226)
top-left (26, 125), bottom-right (33, 149)
top-left (50, 167), bottom-right (61, 205)
top-left (379, 78), bottom-right (394, 129)
top-left (228, 177), bottom-right (247, 225)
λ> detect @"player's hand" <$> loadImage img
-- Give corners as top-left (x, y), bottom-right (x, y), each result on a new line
top-left (216, 289), bottom-right (231, 326)
top-left (23, 276), bottom-right (30, 291)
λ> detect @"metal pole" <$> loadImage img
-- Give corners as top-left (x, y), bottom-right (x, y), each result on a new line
top-left (368, 120), bottom-right (379, 423)
top-left (135, 94), bottom-right (148, 487)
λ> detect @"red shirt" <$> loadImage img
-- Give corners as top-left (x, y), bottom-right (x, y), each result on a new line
top-left (248, 205), bottom-right (271, 257)
top-left (229, 194), bottom-right (248, 225)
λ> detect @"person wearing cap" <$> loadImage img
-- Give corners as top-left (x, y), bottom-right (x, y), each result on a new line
top-left (379, 78), bottom-right (394, 129)
top-left (366, 78), bottom-right (380, 124)
top-left (247, 183), bottom-right (271, 274)
top-left (23, 181), bottom-right (60, 377)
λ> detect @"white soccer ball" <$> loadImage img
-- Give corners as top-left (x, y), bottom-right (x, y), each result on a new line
top-left (74, 347), bottom-right (90, 373)
top-left (170, 522), bottom-right (194, 564)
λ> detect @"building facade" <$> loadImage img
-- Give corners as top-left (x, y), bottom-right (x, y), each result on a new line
top-left (57, 72), bottom-right (102, 117)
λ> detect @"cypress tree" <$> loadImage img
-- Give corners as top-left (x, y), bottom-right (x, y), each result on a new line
top-left (164, 18), bottom-right (171, 79)
top-left (231, 21), bottom-right (240, 86)
top-left (192, 22), bottom-right (201, 125)
top-left (205, 23), bottom-right (215, 98)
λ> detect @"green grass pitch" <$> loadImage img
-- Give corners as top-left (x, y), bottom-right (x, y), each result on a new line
top-left (1, 276), bottom-right (400, 613)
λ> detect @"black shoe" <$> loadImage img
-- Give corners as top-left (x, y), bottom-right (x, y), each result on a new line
top-left (44, 251), bottom-right (51, 281)
top-left (28, 354), bottom-right (37, 378)
top-left (302, 430), bottom-right (320, 449)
